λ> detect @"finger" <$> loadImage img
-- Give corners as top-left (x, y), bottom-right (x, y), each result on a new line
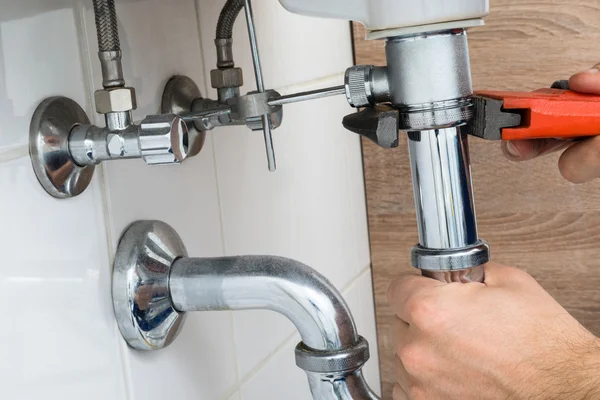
top-left (569, 63), bottom-right (600, 94)
top-left (502, 139), bottom-right (570, 161)
top-left (387, 274), bottom-right (443, 323)
top-left (395, 356), bottom-right (411, 394)
top-left (483, 262), bottom-right (531, 287)
top-left (393, 384), bottom-right (409, 400)
top-left (393, 316), bottom-right (410, 353)
top-left (558, 136), bottom-right (600, 183)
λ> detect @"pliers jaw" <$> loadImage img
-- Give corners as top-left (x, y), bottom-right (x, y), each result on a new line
top-left (467, 84), bottom-right (600, 142)
top-left (467, 95), bottom-right (522, 141)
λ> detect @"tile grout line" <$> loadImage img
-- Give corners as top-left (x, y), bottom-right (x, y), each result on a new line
top-left (0, 145), bottom-right (28, 164)
top-left (190, 7), bottom-right (356, 397)
top-left (219, 332), bottom-right (302, 399)
top-left (74, 0), bottom-right (97, 120)
top-left (194, 1), bottom-right (243, 398)
top-left (74, 2), bottom-right (135, 400)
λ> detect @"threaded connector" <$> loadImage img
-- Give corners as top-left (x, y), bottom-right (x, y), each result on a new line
top-left (344, 65), bottom-right (390, 108)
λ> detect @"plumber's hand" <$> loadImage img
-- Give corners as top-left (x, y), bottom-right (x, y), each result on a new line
top-left (502, 64), bottom-right (600, 183)
top-left (388, 263), bottom-right (600, 400)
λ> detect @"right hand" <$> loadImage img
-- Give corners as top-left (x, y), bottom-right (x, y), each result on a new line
top-left (502, 63), bottom-right (600, 183)
top-left (389, 263), bottom-right (600, 400)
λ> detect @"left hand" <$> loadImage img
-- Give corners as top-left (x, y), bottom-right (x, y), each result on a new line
top-left (388, 262), bottom-right (600, 400)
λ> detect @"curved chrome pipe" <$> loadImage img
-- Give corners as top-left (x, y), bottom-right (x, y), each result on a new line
top-left (170, 256), bottom-right (380, 400)
top-left (112, 221), bottom-right (380, 400)
top-left (170, 256), bottom-right (357, 350)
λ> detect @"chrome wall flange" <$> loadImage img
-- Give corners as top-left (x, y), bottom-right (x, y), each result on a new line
top-left (112, 220), bottom-right (188, 351)
top-left (29, 97), bottom-right (95, 199)
top-left (161, 75), bottom-right (206, 157)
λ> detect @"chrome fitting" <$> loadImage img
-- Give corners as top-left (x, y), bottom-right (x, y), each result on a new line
top-left (295, 336), bottom-right (370, 373)
top-left (385, 30), bottom-right (472, 107)
top-left (210, 67), bottom-right (244, 89)
top-left (398, 99), bottom-right (473, 131)
top-left (30, 96), bottom-right (194, 199)
top-left (228, 90), bottom-right (281, 120)
top-left (215, 38), bottom-right (235, 69)
top-left (344, 65), bottom-right (390, 108)
top-left (139, 114), bottom-right (189, 165)
top-left (98, 50), bottom-right (125, 88)
top-left (411, 240), bottom-right (490, 271)
top-left (228, 91), bottom-right (283, 132)
top-left (94, 86), bottom-right (137, 114)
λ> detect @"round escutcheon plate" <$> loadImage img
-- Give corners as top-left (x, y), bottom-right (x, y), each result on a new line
top-left (29, 97), bottom-right (94, 198)
top-left (112, 220), bottom-right (188, 351)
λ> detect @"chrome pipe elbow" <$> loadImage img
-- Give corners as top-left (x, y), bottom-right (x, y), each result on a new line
top-left (112, 220), bottom-right (380, 400)
top-left (170, 255), bottom-right (358, 351)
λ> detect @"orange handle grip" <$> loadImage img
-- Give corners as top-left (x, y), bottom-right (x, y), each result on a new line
top-left (475, 89), bottom-right (600, 141)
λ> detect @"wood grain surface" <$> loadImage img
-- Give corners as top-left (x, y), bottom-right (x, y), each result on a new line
top-left (354, 2), bottom-right (600, 397)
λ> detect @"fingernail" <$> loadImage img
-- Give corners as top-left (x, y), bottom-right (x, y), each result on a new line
top-left (583, 68), bottom-right (600, 75)
top-left (505, 141), bottom-right (521, 157)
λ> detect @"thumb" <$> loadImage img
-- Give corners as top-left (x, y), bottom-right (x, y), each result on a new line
top-left (502, 139), bottom-right (570, 161)
top-left (482, 262), bottom-right (533, 287)
top-left (569, 63), bottom-right (600, 94)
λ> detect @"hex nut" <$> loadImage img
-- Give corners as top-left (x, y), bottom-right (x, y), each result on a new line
top-left (94, 87), bottom-right (137, 114)
top-left (210, 68), bottom-right (243, 89)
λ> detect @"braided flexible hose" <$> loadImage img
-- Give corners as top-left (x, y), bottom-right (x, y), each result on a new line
top-left (216, 0), bottom-right (244, 40)
top-left (92, 0), bottom-right (120, 52)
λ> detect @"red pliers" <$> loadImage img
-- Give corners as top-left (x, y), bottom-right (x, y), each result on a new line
top-left (469, 81), bottom-right (600, 141)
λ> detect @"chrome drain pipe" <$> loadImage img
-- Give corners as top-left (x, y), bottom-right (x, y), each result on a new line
top-left (112, 220), bottom-right (380, 399)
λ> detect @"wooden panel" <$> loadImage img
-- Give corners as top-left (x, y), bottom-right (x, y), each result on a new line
top-left (354, 2), bottom-right (600, 397)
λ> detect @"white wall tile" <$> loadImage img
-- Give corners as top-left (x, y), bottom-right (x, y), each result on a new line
top-left (124, 311), bottom-right (238, 400)
top-left (1, 0), bottom-right (378, 398)
top-left (105, 153), bottom-right (239, 400)
top-left (0, 2), bottom-right (88, 153)
top-left (0, 158), bottom-right (126, 400)
top-left (88, 0), bottom-right (238, 398)
top-left (233, 310), bottom-right (296, 378)
top-left (239, 334), bottom-right (311, 400)
top-left (216, 94), bottom-right (372, 379)
top-left (197, 0), bottom-right (353, 95)
top-left (203, 0), bottom-right (373, 384)
top-left (214, 94), bottom-right (370, 291)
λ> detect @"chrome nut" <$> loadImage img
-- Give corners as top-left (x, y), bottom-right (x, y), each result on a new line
top-left (344, 65), bottom-right (374, 108)
top-left (139, 114), bottom-right (190, 165)
top-left (94, 87), bottom-right (137, 114)
top-left (344, 65), bottom-right (390, 108)
top-left (210, 67), bottom-right (243, 89)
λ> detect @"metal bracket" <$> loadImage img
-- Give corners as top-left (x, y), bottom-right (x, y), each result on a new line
top-left (161, 75), bottom-right (207, 157)
top-left (29, 97), bottom-right (95, 199)
top-left (112, 220), bottom-right (188, 351)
